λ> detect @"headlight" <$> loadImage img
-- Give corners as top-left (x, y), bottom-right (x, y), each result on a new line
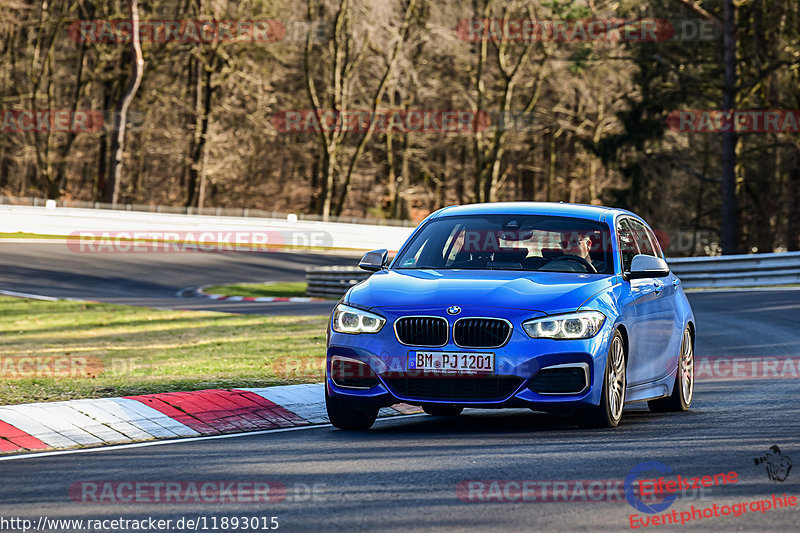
top-left (332, 304), bottom-right (386, 334)
top-left (522, 311), bottom-right (605, 340)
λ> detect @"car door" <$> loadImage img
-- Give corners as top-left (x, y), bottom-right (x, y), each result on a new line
top-left (619, 218), bottom-right (675, 386)
top-left (640, 222), bottom-right (684, 379)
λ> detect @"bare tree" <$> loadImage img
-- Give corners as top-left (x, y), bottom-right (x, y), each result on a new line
top-left (670, 0), bottom-right (737, 254)
top-left (304, 0), bottom-right (415, 219)
top-left (470, 0), bottom-right (548, 203)
top-left (105, 0), bottom-right (144, 206)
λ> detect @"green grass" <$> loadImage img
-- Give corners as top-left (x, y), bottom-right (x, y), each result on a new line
top-left (0, 296), bottom-right (328, 405)
top-left (203, 281), bottom-right (311, 298)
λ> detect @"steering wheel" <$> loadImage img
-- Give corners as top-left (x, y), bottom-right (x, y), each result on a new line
top-left (546, 255), bottom-right (598, 274)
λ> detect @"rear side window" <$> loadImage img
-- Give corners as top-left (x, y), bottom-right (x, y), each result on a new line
top-left (644, 226), bottom-right (665, 259)
top-left (628, 219), bottom-right (657, 257)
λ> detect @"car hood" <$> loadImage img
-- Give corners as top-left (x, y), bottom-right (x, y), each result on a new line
top-left (347, 269), bottom-right (616, 313)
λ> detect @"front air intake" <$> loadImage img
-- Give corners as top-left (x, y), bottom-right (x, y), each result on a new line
top-left (384, 374), bottom-right (524, 401)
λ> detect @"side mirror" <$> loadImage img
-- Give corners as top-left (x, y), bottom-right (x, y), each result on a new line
top-left (359, 249), bottom-right (388, 272)
top-left (626, 254), bottom-right (670, 279)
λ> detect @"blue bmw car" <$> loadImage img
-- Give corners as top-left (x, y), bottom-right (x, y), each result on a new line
top-left (325, 202), bottom-right (695, 429)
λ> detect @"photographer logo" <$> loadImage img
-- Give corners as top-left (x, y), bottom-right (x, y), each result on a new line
top-left (754, 446), bottom-right (792, 482)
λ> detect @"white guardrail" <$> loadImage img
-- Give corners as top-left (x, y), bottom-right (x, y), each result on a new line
top-left (0, 204), bottom-right (415, 253)
top-left (668, 251), bottom-right (800, 288)
top-left (1, 204), bottom-right (797, 294)
top-left (307, 252), bottom-right (800, 297)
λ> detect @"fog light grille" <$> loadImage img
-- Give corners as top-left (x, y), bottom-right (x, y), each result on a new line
top-left (529, 367), bottom-right (587, 394)
top-left (331, 358), bottom-right (379, 389)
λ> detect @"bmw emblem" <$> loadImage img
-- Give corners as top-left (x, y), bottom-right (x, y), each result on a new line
top-left (447, 306), bottom-right (461, 315)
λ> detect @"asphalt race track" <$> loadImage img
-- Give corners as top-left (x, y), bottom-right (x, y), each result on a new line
top-left (0, 242), bottom-right (353, 315)
top-left (1, 242), bottom-right (799, 531)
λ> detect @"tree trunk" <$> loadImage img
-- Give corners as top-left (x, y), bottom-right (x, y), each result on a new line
top-left (55, 37), bottom-right (87, 194)
top-left (720, 0), bottom-right (739, 254)
top-left (197, 140), bottom-right (210, 210)
top-left (96, 133), bottom-right (108, 201)
top-left (396, 137), bottom-right (410, 219)
top-left (547, 130), bottom-right (562, 202)
top-left (106, 0), bottom-right (144, 206)
top-left (787, 162), bottom-right (800, 252)
top-left (320, 149), bottom-right (336, 220)
top-left (186, 50), bottom-right (216, 208)
top-left (386, 129), bottom-right (397, 217)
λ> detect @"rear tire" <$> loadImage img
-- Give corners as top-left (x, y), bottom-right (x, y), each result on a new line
top-left (422, 405), bottom-right (463, 417)
top-left (326, 391), bottom-right (379, 430)
top-left (649, 326), bottom-right (693, 412)
top-left (577, 330), bottom-right (626, 428)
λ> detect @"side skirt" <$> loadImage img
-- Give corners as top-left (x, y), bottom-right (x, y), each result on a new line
top-left (624, 369), bottom-right (677, 404)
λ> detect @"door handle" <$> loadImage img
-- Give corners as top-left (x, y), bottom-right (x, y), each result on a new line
top-left (654, 282), bottom-right (663, 294)
top-left (673, 279), bottom-right (680, 288)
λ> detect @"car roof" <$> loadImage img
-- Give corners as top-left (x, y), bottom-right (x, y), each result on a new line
top-left (429, 202), bottom-right (637, 223)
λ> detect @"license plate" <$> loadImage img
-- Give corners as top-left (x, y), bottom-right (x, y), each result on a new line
top-left (408, 351), bottom-right (495, 374)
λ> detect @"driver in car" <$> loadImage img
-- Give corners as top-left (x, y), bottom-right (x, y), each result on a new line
top-left (559, 231), bottom-right (606, 273)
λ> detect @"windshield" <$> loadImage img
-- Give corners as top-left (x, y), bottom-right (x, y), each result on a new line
top-left (393, 215), bottom-right (614, 274)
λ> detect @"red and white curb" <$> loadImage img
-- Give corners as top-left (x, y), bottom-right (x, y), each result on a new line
top-left (0, 384), bottom-right (421, 455)
top-left (205, 295), bottom-right (326, 303)
top-left (191, 286), bottom-right (328, 303)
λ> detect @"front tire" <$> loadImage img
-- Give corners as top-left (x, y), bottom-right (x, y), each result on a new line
top-left (577, 330), bottom-right (626, 428)
top-left (649, 326), bottom-right (693, 412)
top-left (326, 391), bottom-right (379, 430)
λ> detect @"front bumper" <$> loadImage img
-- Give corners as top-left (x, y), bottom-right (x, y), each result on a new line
top-left (326, 306), bottom-right (615, 412)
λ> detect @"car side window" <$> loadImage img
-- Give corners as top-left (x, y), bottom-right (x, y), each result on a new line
top-left (644, 226), bottom-right (665, 259)
top-left (617, 219), bottom-right (639, 273)
top-left (628, 219), bottom-right (657, 257)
